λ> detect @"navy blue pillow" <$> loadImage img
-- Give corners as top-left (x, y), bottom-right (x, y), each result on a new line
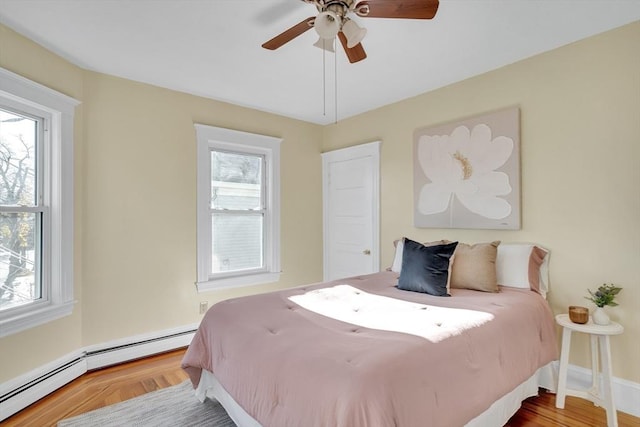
top-left (397, 239), bottom-right (458, 297)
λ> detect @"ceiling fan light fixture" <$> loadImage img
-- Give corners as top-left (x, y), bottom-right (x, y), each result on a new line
top-left (314, 10), bottom-right (341, 39)
top-left (341, 18), bottom-right (367, 48)
top-left (313, 37), bottom-right (335, 52)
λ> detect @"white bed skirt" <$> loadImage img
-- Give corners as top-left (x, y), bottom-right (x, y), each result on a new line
top-left (194, 362), bottom-right (557, 427)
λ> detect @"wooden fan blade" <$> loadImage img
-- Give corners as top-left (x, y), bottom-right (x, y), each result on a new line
top-left (357, 0), bottom-right (439, 19)
top-left (338, 32), bottom-right (367, 64)
top-left (262, 17), bottom-right (315, 50)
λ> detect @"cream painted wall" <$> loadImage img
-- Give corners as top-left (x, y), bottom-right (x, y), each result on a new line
top-left (322, 22), bottom-right (640, 383)
top-left (80, 72), bottom-right (324, 345)
top-left (0, 23), bottom-right (324, 382)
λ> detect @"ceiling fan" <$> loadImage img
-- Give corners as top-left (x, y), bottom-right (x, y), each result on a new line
top-left (262, 0), bottom-right (440, 63)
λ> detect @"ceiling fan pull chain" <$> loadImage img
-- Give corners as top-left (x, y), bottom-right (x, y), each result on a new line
top-left (323, 42), bottom-right (327, 116)
top-left (334, 46), bottom-right (338, 124)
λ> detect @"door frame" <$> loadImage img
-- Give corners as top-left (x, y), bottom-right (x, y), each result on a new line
top-left (322, 140), bottom-right (381, 281)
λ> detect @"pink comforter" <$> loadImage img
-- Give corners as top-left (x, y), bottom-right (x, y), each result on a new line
top-left (182, 271), bottom-right (557, 427)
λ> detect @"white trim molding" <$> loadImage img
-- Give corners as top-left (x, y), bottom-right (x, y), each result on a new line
top-left (0, 67), bottom-right (80, 337)
top-left (194, 124), bottom-right (282, 292)
top-left (0, 324), bottom-right (198, 421)
top-left (562, 362), bottom-right (640, 418)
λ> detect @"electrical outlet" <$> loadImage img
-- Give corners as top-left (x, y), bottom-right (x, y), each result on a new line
top-left (199, 301), bottom-right (208, 314)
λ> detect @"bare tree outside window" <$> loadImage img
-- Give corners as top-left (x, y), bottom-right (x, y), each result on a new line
top-left (212, 151), bottom-right (261, 184)
top-left (0, 109), bottom-right (39, 310)
top-left (0, 69), bottom-right (76, 337)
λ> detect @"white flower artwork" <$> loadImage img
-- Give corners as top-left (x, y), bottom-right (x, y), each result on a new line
top-left (413, 107), bottom-right (520, 229)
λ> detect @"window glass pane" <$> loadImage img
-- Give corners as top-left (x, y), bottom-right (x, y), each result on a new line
top-left (0, 212), bottom-right (40, 310)
top-left (211, 151), bottom-right (262, 210)
top-left (211, 213), bottom-right (263, 274)
top-left (0, 109), bottom-right (37, 207)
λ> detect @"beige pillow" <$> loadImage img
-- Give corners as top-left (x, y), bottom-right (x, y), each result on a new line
top-left (450, 241), bottom-right (501, 292)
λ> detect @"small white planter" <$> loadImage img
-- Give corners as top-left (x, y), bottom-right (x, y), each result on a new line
top-left (592, 306), bottom-right (610, 325)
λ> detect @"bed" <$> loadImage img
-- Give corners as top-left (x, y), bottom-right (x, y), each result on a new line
top-left (182, 241), bottom-right (558, 427)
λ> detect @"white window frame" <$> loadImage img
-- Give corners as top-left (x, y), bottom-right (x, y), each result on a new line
top-left (0, 67), bottom-right (78, 338)
top-left (195, 124), bottom-right (281, 291)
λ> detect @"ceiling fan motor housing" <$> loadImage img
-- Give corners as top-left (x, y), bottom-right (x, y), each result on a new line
top-left (321, 0), bottom-right (359, 19)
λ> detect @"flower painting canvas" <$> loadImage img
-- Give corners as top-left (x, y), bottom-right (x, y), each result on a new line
top-left (414, 107), bottom-right (521, 229)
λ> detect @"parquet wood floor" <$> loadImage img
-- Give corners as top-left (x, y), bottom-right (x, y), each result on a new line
top-left (3, 348), bottom-right (638, 426)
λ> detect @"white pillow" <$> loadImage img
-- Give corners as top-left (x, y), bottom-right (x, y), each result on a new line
top-left (390, 238), bottom-right (405, 273)
top-left (496, 243), bottom-right (550, 297)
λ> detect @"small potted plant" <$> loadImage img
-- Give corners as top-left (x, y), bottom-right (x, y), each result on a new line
top-left (585, 284), bottom-right (622, 325)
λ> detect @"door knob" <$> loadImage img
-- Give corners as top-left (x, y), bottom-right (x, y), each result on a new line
top-left (363, 249), bottom-right (371, 255)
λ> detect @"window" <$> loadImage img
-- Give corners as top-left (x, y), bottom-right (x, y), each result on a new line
top-left (0, 107), bottom-right (42, 311)
top-left (195, 124), bottom-right (281, 291)
top-left (0, 68), bottom-right (78, 338)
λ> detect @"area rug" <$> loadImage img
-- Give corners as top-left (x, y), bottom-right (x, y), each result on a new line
top-left (57, 381), bottom-right (237, 426)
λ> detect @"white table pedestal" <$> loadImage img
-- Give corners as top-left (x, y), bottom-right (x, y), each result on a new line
top-left (555, 313), bottom-right (623, 427)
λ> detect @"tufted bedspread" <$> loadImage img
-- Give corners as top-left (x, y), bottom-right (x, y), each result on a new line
top-left (182, 271), bottom-right (557, 427)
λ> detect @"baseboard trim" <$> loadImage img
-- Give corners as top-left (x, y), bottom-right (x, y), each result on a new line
top-left (0, 324), bottom-right (198, 421)
top-left (565, 363), bottom-right (640, 417)
top-left (0, 351), bottom-right (87, 421)
top-left (84, 324), bottom-right (198, 370)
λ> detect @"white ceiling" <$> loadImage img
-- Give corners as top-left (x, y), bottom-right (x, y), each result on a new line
top-left (1, 0), bottom-right (639, 125)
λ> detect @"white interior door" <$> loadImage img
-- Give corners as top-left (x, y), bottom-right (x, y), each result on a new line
top-left (322, 141), bottom-right (380, 281)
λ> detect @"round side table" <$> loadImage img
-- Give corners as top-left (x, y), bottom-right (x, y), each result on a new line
top-left (555, 313), bottom-right (624, 427)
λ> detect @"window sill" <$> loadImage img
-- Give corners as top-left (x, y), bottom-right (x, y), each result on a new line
top-left (196, 271), bottom-right (281, 292)
top-left (0, 300), bottom-right (76, 338)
